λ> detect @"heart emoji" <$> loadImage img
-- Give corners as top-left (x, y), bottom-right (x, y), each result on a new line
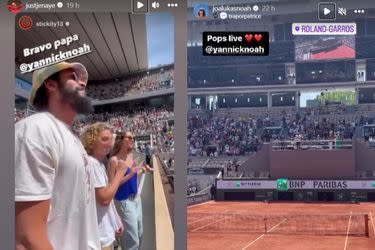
top-left (244, 34), bottom-right (253, 43)
top-left (254, 34), bottom-right (262, 42)
top-left (7, 1), bottom-right (23, 13)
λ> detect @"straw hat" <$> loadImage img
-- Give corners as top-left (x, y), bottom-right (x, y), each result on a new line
top-left (29, 61), bottom-right (88, 105)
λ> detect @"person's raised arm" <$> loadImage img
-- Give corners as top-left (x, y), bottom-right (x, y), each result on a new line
top-left (96, 158), bottom-right (131, 206)
top-left (137, 160), bottom-right (154, 174)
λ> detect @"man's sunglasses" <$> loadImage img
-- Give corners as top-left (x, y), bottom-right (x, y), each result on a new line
top-left (61, 72), bottom-right (84, 82)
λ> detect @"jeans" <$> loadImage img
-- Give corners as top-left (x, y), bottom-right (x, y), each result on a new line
top-left (115, 196), bottom-right (143, 250)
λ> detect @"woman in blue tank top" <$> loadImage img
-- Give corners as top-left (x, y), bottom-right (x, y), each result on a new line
top-left (114, 161), bottom-right (138, 201)
top-left (108, 132), bottom-right (150, 250)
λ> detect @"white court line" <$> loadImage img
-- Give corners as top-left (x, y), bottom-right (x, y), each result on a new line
top-left (343, 211), bottom-right (353, 250)
top-left (190, 210), bottom-right (230, 232)
top-left (188, 200), bottom-right (215, 208)
top-left (188, 216), bottom-right (213, 225)
top-left (191, 217), bottom-right (228, 232)
top-left (369, 211), bottom-right (375, 236)
top-left (189, 210), bottom-right (228, 224)
top-left (241, 218), bottom-right (287, 250)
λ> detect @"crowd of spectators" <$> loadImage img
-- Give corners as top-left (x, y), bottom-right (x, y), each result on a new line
top-left (220, 159), bottom-right (242, 178)
top-left (72, 106), bottom-right (174, 153)
top-left (15, 106), bottom-right (175, 153)
top-left (364, 125), bottom-right (375, 150)
top-left (187, 180), bottom-right (199, 196)
top-left (157, 126), bottom-right (174, 153)
top-left (277, 112), bottom-right (356, 141)
top-left (188, 108), bottom-right (375, 156)
top-left (369, 136), bottom-right (375, 150)
top-left (73, 106), bottom-right (171, 132)
top-left (188, 114), bottom-right (263, 157)
top-left (15, 108), bottom-right (26, 123)
top-left (163, 158), bottom-right (174, 169)
top-left (86, 68), bottom-right (174, 100)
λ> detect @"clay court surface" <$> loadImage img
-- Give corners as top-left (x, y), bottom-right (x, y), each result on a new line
top-left (188, 201), bottom-right (375, 250)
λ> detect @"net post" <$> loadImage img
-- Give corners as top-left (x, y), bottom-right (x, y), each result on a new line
top-left (264, 216), bottom-right (267, 234)
top-left (365, 214), bottom-right (369, 238)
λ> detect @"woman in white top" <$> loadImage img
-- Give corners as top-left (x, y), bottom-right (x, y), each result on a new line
top-left (81, 123), bottom-right (136, 250)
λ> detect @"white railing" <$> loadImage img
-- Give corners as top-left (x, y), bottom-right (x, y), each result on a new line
top-left (272, 139), bottom-right (353, 150)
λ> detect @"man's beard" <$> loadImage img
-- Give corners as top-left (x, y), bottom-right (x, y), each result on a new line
top-left (59, 84), bottom-right (93, 114)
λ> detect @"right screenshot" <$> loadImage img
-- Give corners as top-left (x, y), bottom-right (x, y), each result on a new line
top-left (186, 1), bottom-right (375, 249)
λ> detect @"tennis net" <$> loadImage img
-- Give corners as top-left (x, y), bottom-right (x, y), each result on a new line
top-left (188, 212), bottom-right (370, 237)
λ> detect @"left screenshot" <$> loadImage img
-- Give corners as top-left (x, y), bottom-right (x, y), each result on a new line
top-left (15, 9), bottom-right (175, 250)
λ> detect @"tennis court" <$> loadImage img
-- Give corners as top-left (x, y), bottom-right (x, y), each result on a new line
top-left (188, 201), bottom-right (375, 250)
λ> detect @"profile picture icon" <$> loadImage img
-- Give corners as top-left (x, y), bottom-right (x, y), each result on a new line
top-left (194, 3), bottom-right (209, 20)
top-left (7, 0), bottom-right (23, 13)
top-left (18, 15), bottom-right (32, 30)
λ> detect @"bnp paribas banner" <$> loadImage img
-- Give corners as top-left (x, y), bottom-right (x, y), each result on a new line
top-left (216, 179), bottom-right (375, 190)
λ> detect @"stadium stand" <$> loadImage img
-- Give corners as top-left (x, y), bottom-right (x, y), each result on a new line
top-left (86, 67), bottom-right (174, 100)
top-left (187, 20), bottom-right (375, 196)
top-left (188, 105), bottom-right (375, 157)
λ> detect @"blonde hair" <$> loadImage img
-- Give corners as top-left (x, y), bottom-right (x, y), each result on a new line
top-left (80, 122), bottom-right (111, 155)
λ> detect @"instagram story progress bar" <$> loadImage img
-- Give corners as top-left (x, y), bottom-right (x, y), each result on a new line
top-left (292, 23), bottom-right (356, 35)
